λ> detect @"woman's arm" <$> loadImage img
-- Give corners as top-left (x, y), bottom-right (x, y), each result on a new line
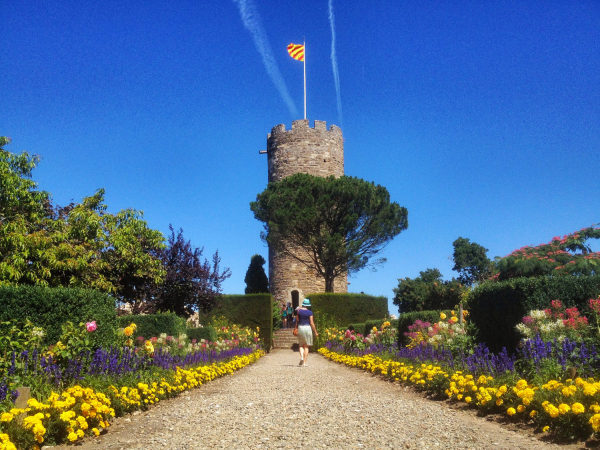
top-left (309, 315), bottom-right (318, 336)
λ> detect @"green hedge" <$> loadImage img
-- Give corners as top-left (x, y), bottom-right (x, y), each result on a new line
top-left (117, 312), bottom-right (187, 340)
top-left (349, 319), bottom-right (399, 337)
top-left (307, 293), bottom-right (388, 327)
top-left (470, 275), bottom-right (600, 352)
top-left (206, 294), bottom-right (273, 350)
top-left (186, 326), bottom-right (217, 342)
top-left (396, 310), bottom-right (452, 345)
top-left (0, 285), bottom-right (117, 349)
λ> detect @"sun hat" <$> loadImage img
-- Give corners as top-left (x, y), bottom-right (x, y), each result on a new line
top-left (302, 298), bottom-right (311, 307)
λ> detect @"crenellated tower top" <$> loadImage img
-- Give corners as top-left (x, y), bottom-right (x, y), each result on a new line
top-left (266, 119), bottom-right (344, 183)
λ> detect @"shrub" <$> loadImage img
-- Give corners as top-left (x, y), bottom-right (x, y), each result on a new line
top-left (308, 293), bottom-right (388, 327)
top-left (397, 310), bottom-right (453, 345)
top-left (0, 285), bottom-right (117, 350)
top-left (349, 319), bottom-right (399, 337)
top-left (204, 294), bottom-right (273, 350)
top-left (186, 326), bottom-right (217, 343)
top-left (116, 312), bottom-right (187, 340)
top-left (470, 275), bottom-right (600, 352)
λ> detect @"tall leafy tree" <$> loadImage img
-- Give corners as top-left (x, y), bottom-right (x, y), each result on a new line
top-left (0, 136), bottom-right (166, 299)
top-left (251, 173), bottom-right (408, 292)
top-left (151, 226), bottom-right (231, 317)
top-left (244, 254), bottom-right (269, 294)
top-left (451, 237), bottom-right (492, 286)
top-left (393, 268), bottom-right (463, 313)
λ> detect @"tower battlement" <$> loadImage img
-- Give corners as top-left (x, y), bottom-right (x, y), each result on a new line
top-left (268, 119), bottom-right (342, 139)
top-left (266, 119), bottom-right (344, 183)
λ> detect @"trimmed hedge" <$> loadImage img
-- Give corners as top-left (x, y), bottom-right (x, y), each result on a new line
top-left (307, 293), bottom-right (388, 327)
top-left (116, 312), bottom-right (187, 340)
top-left (396, 310), bottom-right (452, 345)
top-left (0, 285), bottom-right (117, 350)
top-left (186, 326), bottom-right (217, 343)
top-left (206, 294), bottom-right (273, 350)
top-left (349, 319), bottom-right (399, 337)
top-left (470, 275), bottom-right (600, 352)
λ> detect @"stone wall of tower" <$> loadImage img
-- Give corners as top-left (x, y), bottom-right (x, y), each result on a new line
top-left (267, 119), bottom-right (344, 182)
top-left (266, 119), bottom-right (348, 307)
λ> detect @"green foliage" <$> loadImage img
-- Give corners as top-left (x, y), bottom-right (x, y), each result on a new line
top-left (393, 268), bottom-right (463, 313)
top-left (348, 319), bottom-right (399, 337)
top-left (0, 285), bottom-right (117, 349)
top-left (313, 311), bottom-right (343, 349)
top-left (244, 254), bottom-right (269, 294)
top-left (0, 319), bottom-right (45, 372)
top-left (452, 237), bottom-right (492, 286)
top-left (397, 310), bottom-right (453, 345)
top-left (493, 225), bottom-right (600, 281)
top-left (51, 321), bottom-right (95, 364)
top-left (251, 173), bottom-right (408, 292)
top-left (116, 312), bottom-right (187, 339)
top-left (0, 137), bottom-right (166, 304)
top-left (307, 293), bottom-right (388, 327)
top-left (272, 299), bottom-right (282, 331)
top-left (469, 275), bottom-right (600, 352)
top-left (186, 326), bottom-right (217, 342)
top-left (204, 294), bottom-right (273, 350)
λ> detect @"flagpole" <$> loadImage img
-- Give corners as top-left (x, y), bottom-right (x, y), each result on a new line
top-left (303, 37), bottom-right (306, 120)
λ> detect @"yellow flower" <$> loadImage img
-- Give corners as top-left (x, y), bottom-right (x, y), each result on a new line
top-left (124, 327), bottom-right (133, 337)
top-left (558, 403), bottom-right (570, 415)
top-left (67, 432), bottom-right (78, 442)
top-left (543, 426), bottom-right (550, 432)
top-left (440, 313), bottom-right (447, 320)
top-left (572, 403), bottom-right (585, 415)
top-left (506, 407), bottom-right (516, 416)
top-left (517, 405), bottom-right (526, 413)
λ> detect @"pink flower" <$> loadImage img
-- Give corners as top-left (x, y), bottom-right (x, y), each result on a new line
top-left (86, 321), bottom-right (97, 332)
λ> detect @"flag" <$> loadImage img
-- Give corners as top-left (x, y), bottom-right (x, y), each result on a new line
top-left (287, 43), bottom-right (304, 61)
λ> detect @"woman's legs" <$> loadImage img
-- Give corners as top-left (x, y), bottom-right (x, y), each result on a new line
top-left (299, 345), bottom-right (305, 365)
top-left (302, 345), bottom-right (309, 365)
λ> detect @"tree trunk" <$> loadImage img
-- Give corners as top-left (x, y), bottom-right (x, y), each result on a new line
top-left (325, 271), bottom-right (335, 292)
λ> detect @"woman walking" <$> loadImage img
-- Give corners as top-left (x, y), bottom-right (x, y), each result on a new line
top-left (294, 298), bottom-right (318, 366)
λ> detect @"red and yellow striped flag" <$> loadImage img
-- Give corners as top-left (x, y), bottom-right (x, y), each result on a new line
top-left (287, 43), bottom-right (304, 61)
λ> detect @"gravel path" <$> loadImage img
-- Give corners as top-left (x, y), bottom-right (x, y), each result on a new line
top-left (55, 349), bottom-right (585, 450)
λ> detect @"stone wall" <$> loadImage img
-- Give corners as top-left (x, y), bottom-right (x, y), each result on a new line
top-left (267, 119), bottom-right (344, 183)
top-left (266, 119), bottom-right (348, 306)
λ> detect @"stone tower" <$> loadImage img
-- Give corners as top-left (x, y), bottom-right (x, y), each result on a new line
top-left (265, 119), bottom-right (348, 309)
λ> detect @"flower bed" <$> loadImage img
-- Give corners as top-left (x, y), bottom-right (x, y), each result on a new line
top-left (0, 318), bottom-right (264, 449)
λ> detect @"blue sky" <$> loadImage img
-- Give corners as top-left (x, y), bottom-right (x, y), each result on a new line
top-left (2, 1), bottom-right (599, 315)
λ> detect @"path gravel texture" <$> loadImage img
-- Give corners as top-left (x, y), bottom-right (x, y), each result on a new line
top-left (54, 349), bottom-right (585, 450)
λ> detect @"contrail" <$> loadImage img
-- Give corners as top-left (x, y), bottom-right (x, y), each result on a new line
top-left (329, 0), bottom-right (343, 128)
top-left (233, 0), bottom-right (298, 117)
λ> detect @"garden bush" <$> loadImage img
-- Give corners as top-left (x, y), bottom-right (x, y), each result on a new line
top-left (186, 326), bottom-right (217, 342)
top-left (308, 293), bottom-right (388, 327)
top-left (470, 275), bottom-right (600, 352)
top-left (397, 310), bottom-right (453, 345)
top-left (116, 312), bottom-right (187, 340)
top-left (0, 285), bottom-right (117, 349)
top-left (204, 294), bottom-right (273, 350)
top-left (349, 319), bottom-right (399, 337)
